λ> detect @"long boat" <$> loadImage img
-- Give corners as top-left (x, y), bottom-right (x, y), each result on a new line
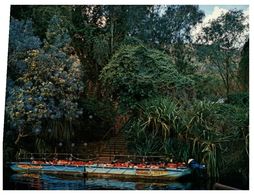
top-left (8, 160), bottom-right (194, 181)
top-left (9, 162), bottom-right (86, 175)
top-left (85, 164), bottom-right (192, 180)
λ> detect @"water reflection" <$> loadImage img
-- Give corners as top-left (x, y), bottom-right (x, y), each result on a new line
top-left (6, 172), bottom-right (208, 190)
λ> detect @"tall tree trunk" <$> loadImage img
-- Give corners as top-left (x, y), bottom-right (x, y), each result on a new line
top-left (225, 58), bottom-right (230, 98)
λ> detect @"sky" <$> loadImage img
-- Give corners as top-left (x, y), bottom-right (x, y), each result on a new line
top-left (191, 5), bottom-right (249, 42)
top-left (199, 5), bottom-right (249, 15)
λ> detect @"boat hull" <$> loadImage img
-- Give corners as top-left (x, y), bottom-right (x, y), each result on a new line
top-left (85, 166), bottom-right (191, 181)
top-left (9, 162), bottom-right (85, 175)
top-left (9, 162), bottom-right (192, 180)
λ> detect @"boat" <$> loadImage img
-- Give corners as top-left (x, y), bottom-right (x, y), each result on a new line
top-left (9, 160), bottom-right (193, 180)
top-left (84, 164), bottom-right (192, 181)
top-left (9, 161), bottom-right (86, 175)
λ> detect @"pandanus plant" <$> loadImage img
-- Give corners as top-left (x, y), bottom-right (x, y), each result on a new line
top-left (126, 97), bottom-right (248, 178)
top-left (137, 96), bottom-right (179, 140)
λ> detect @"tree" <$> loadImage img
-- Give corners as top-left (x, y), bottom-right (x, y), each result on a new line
top-left (103, 5), bottom-right (151, 55)
top-left (100, 45), bottom-right (193, 110)
top-left (238, 39), bottom-right (249, 91)
top-left (150, 5), bottom-right (204, 46)
top-left (71, 5), bottom-right (150, 82)
top-left (197, 10), bottom-right (248, 97)
top-left (7, 18), bottom-right (42, 80)
top-left (4, 18), bottom-right (42, 159)
top-left (130, 5), bottom-right (204, 74)
top-left (5, 16), bottom-right (84, 150)
top-left (10, 5), bottom-right (73, 40)
top-left (71, 5), bottom-right (110, 84)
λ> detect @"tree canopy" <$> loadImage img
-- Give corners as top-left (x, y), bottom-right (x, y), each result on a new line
top-left (6, 16), bottom-right (84, 146)
top-left (100, 45), bottom-right (193, 109)
top-left (197, 10), bottom-right (248, 97)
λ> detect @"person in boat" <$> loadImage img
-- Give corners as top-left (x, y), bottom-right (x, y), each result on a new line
top-left (188, 159), bottom-right (206, 177)
top-left (187, 159), bottom-right (205, 169)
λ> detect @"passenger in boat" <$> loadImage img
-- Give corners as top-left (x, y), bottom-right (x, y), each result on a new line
top-left (150, 165), bottom-right (159, 169)
top-left (137, 163), bottom-right (146, 168)
top-left (128, 162), bottom-right (134, 168)
top-left (167, 162), bottom-right (178, 168)
top-left (32, 160), bottom-right (44, 164)
top-left (177, 162), bottom-right (187, 168)
top-left (188, 159), bottom-right (205, 169)
top-left (159, 162), bottom-right (165, 168)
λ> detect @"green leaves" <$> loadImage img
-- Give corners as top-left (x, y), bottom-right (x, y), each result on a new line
top-left (125, 96), bottom-right (248, 177)
top-left (134, 5), bottom-right (204, 46)
top-left (6, 16), bottom-right (84, 147)
top-left (184, 100), bottom-right (248, 177)
top-left (196, 9), bottom-right (248, 97)
top-left (100, 45), bottom-right (193, 110)
top-left (137, 97), bottom-right (179, 139)
top-left (238, 40), bottom-right (249, 91)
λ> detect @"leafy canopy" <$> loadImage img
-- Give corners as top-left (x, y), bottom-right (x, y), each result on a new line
top-left (197, 10), bottom-right (248, 97)
top-left (100, 45), bottom-right (193, 109)
top-left (8, 18), bottom-right (42, 80)
top-left (6, 16), bottom-right (84, 137)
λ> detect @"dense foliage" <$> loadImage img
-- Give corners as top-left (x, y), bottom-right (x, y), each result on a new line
top-left (7, 18), bottom-right (42, 80)
top-left (125, 97), bottom-right (248, 178)
top-left (238, 40), bottom-right (249, 91)
top-left (100, 45), bottom-right (193, 109)
top-left (197, 10), bottom-right (248, 97)
top-left (5, 16), bottom-right (84, 151)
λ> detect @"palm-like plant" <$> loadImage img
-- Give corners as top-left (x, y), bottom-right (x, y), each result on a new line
top-left (125, 97), bottom-right (248, 179)
top-left (137, 97), bottom-right (179, 140)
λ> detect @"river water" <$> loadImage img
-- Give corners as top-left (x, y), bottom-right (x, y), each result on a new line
top-left (3, 169), bottom-right (214, 190)
top-left (4, 166), bottom-right (249, 190)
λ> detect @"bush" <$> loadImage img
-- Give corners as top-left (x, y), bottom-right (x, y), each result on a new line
top-left (100, 45), bottom-right (193, 110)
top-left (227, 92), bottom-right (249, 107)
top-left (124, 97), bottom-right (248, 178)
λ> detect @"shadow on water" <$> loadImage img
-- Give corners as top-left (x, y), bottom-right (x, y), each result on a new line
top-left (3, 168), bottom-right (214, 190)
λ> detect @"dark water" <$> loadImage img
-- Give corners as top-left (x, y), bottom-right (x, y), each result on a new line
top-left (3, 169), bottom-right (214, 190)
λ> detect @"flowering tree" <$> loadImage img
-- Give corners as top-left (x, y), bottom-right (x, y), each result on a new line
top-left (5, 16), bottom-right (84, 149)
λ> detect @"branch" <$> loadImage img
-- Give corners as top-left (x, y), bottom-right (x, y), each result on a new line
top-left (15, 132), bottom-right (31, 145)
top-left (209, 55), bottom-right (227, 87)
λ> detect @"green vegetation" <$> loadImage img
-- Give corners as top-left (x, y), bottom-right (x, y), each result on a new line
top-left (4, 5), bottom-right (249, 186)
top-left (100, 45), bottom-right (193, 110)
top-left (197, 10), bottom-right (248, 98)
top-left (6, 16), bottom-right (84, 153)
top-left (125, 97), bottom-right (248, 177)
top-left (238, 40), bottom-right (249, 91)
